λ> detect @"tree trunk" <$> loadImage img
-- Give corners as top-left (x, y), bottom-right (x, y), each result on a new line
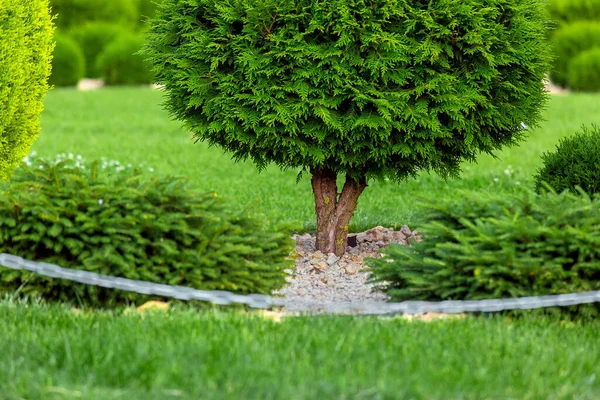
top-left (311, 168), bottom-right (367, 256)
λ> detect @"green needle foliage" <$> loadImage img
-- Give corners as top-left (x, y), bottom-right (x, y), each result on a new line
top-left (368, 189), bottom-right (600, 319)
top-left (0, 0), bottom-right (54, 181)
top-left (144, 0), bottom-right (551, 182)
top-left (0, 159), bottom-right (295, 307)
top-left (535, 125), bottom-right (600, 195)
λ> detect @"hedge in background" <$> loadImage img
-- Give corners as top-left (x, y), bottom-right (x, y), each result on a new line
top-left (547, 0), bottom-right (600, 26)
top-left (550, 21), bottom-right (600, 87)
top-left (568, 47), bottom-right (600, 92)
top-left (48, 34), bottom-right (85, 88)
top-left (50, 0), bottom-right (139, 30)
top-left (97, 35), bottom-right (154, 86)
top-left (0, 159), bottom-right (294, 307)
top-left (368, 190), bottom-right (600, 319)
top-left (0, 0), bottom-right (54, 181)
top-left (69, 23), bottom-right (130, 78)
top-left (535, 125), bottom-right (600, 195)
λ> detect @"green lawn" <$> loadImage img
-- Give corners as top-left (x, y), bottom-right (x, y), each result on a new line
top-left (37, 88), bottom-right (600, 231)
top-left (2, 88), bottom-right (598, 399)
top-left (1, 300), bottom-right (599, 400)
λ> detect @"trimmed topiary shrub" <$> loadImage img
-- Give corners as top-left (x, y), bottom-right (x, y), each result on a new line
top-left (50, 0), bottom-right (139, 30)
top-left (368, 190), bottom-right (600, 319)
top-left (97, 35), bottom-right (153, 85)
top-left (49, 34), bottom-right (85, 87)
top-left (567, 47), bottom-right (600, 92)
top-left (0, 0), bottom-right (54, 181)
top-left (0, 157), bottom-right (294, 307)
top-left (535, 126), bottom-right (600, 195)
top-left (69, 23), bottom-right (130, 78)
top-left (550, 21), bottom-right (600, 87)
top-left (548, 0), bottom-right (600, 26)
top-left (144, 0), bottom-right (552, 256)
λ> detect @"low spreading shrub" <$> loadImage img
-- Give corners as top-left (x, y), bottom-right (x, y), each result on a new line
top-left (49, 34), bottom-right (85, 87)
top-left (535, 126), bottom-right (600, 195)
top-left (368, 190), bottom-right (600, 319)
top-left (548, 0), bottom-right (600, 26)
top-left (567, 47), bottom-right (600, 92)
top-left (550, 21), bottom-right (600, 87)
top-left (69, 23), bottom-right (130, 78)
top-left (0, 157), bottom-right (294, 307)
top-left (0, 0), bottom-right (54, 181)
top-left (50, 0), bottom-right (138, 30)
top-left (97, 35), bottom-right (153, 86)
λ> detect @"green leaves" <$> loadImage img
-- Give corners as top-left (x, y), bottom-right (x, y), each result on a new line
top-left (368, 189), bottom-right (600, 318)
top-left (0, 159), bottom-right (295, 307)
top-left (144, 0), bottom-right (551, 182)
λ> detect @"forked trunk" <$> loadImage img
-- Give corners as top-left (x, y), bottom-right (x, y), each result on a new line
top-left (311, 168), bottom-right (367, 256)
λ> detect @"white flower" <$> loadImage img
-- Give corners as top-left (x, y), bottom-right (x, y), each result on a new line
top-left (149, 167), bottom-right (154, 172)
top-left (98, 199), bottom-right (104, 205)
top-left (493, 177), bottom-right (499, 182)
top-left (68, 153), bottom-right (74, 159)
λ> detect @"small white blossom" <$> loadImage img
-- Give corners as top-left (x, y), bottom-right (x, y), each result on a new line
top-left (98, 199), bottom-right (104, 205)
top-left (493, 177), bottom-right (499, 182)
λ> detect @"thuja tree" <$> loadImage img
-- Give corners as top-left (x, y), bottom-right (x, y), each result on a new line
top-left (0, 0), bottom-right (54, 180)
top-left (145, 0), bottom-right (551, 256)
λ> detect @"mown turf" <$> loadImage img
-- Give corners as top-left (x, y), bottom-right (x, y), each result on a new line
top-left (37, 88), bottom-right (600, 231)
top-left (1, 300), bottom-right (599, 400)
top-left (5, 88), bottom-right (597, 400)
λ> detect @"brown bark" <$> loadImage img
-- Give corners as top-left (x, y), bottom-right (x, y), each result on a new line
top-left (311, 168), bottom-right (367, 256)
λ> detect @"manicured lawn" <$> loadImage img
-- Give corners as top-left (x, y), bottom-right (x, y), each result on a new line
top-left (1, 300), bottom-right (599, 400)
top-left (1, 88), bottom-right (596, 399)
top-left (37, 88), bottom-right (600, 231)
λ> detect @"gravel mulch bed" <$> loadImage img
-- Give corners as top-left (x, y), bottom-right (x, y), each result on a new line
top-left (273, 226), bottom-right (422, 313)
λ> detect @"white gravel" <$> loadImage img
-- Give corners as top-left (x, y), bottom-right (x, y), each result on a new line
top-left (273, 226), bottom-right (421, 313)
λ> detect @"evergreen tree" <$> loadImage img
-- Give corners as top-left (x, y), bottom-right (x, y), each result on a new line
top-left (145, 0), bottom-right (551, 256)
top-left (0, 0), bottom-right (54, 180)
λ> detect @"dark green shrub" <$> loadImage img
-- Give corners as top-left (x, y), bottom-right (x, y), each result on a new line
top-left (69, 23), bottom-right (130, 78)
top-left (567, 47), bottom-right (600, 92)
top-left (49, 34), bottom-right (85, 87)
top-left (50, 0), bottom-right (138, 30)
top-left (144, 0), bottom-right (551, 256)
top-left (0, 158), bottom-right (294, 307)
top-left (535, 126), bottom-right (600, 195)
top-left (97, 35), bottom-right (153, 85)
top-left (550, 21), bottom-right (600, 87)
top-left (548, 0), bottom-right (600, 26)
top-left (368, 190), bottom-right (600, 319)
top-left (0, 0), bottom-right (54, 181)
